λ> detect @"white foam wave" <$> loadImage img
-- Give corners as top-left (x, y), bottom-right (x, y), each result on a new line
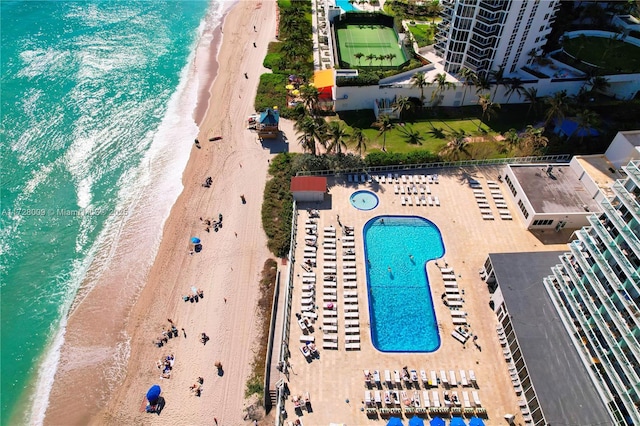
top-left (27, 1), bottom-right (228, 423)
top-left (17, 48), bottom-right (71, 79)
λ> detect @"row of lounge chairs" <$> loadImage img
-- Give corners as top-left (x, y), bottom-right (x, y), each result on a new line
top-left (400, 194), bottom-right (440, 207)
top-left (341, 227), bottom-right (360, 350)
top-left (470, 180), bottom-right (495, 221)
top-left (364, 389), bottom-right (483, 410)
top-left (365, 368), bottom-right (477, 390)
top-left (394, 184), bottom-right (432, 195)
top-left (346, 173), bottom-right (440, 185)
top-left (487, 180), bottom-right (512, 220)
top-left (322, 225), bottom-right (339, 350)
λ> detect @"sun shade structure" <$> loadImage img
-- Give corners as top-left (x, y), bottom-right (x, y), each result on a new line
top-left (313, 69), bottom-right (334, 100)
top-left (386, 417), bottom-right (404, 426)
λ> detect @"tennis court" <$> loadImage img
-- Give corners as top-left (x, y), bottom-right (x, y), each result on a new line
top-left (336, 24), bottom-right (407, 68)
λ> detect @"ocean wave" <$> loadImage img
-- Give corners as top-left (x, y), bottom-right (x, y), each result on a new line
top-left (25, 1), bottom-right (227, 423)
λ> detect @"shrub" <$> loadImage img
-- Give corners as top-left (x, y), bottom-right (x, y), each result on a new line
top-left (255, 73), bottom-right (288, 112)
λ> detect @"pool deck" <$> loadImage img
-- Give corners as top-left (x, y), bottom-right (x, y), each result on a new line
top-left (277, 166), bottom-right (570, 425)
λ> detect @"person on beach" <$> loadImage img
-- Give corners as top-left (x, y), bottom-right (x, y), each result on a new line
top-left (181, 328), bottom-right (186, 338)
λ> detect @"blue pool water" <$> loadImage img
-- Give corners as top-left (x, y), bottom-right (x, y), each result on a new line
top-left (364, 216), bottom-right (444, 352)
top-left (335, 0), bottom-right (359, 12)
top-left (350, 190), bottom-right (379, 211)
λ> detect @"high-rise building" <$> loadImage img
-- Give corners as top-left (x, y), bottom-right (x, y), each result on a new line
top-left (435, 0), bottom-right (560, 76)
top-left (543, 159), bottom-right (640, 425)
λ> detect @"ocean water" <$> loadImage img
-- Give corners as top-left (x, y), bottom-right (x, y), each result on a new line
top-left (0, 1), bottom-right (226, 423)
top-left (363, 216), bottom-right (444, 352)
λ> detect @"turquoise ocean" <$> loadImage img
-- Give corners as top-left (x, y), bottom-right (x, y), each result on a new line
top-left (0, 1), bottom-right (227, 423)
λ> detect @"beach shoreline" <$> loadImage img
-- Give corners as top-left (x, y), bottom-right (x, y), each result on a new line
top-left (42, 0), bottom-right (278, 424)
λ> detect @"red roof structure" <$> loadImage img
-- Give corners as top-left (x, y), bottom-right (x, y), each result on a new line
top-left (290, 176), bottom-right (327, 193)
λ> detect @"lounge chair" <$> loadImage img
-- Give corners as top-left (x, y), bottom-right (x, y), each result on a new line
top-left (401, 391), bottom-right (410, 406)
top-left (449, 370), bottom-right (457, 386)
top-left (440, 370), bottom-right (448, 385)
top-left (345, 334), bottom-right (360, 342)
top-left (432, 391), bottom-right (440, 407)
top-left (451, 330), bottom-right (466, 344)
top-left (385, 370), bottom-right (392, 387)
top-left (452, 317), bottom-right (467, 326)
top-left (472, 390), bottom-right (481, 406)
top-left (413, 391), bottom-right (421, 407)
top-left (394, 185), bottom-right (399, 194)
top-left (345, 342), bottom-right (360, 350)
top-left (434, 196), bottom-right (440, 206)
top-left (374, 390), bottom-right (382, 404)
top-left (407, 195), bottom-right (413, 206)
top-left (430, 371), bottom-right (438, 387)
top-left (300, 335), bottom-right (315, 343)
top-left (345, 326), bottom-right (360, 334)
top-left (384, 391), bottom-right (392, 405)
top-left (365, 391), bottom-right (372, 406)
top-left (394, 370), bottom-right (401, 386)
top-left (323, 325), bottom-right (337, 333)
top-left (423, 390), bottom-right (431, 408)
top-left (323, 341), bottom-right (338, 350)
top-left (462, 391), bottom-right (471, 408)
top-left (460, 370), bottom-right (469, 386)
top-left (323, 317), bottom-right (337, 325)
top-left (411, 369), bottom-right (419, 382)
top-left (344, 311), bottom-right (359, 318)
top-left (400, 196), bottom-right (406, 206)
top-left (420, 370), bottom-right (428, 386)
top-left (469, 370), bottom-right (477, 385)
top-left (428, 195), bottom-right (434, 206)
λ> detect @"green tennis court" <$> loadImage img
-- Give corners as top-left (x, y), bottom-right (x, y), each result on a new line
top-left (336, 24), bottom-right (407, 68)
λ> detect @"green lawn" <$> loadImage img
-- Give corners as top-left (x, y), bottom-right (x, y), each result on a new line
top-left (562, 36), bottom-right (640, 73)
top-left (406, 23), bottom-right (436, 47)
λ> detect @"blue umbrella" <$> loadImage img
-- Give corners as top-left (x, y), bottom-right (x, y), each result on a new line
top-left (387, 417), bottom-right (404, 426)
top-left (430, 418), bottom-right (445, 426)
top-left (450, 417), bottom-right (466, 426)
top-left (146, 384), bottom-right (161, 403)
top-left (409, 416), bottom-right (425, 426)
top-left (191, 237), bottom-right (201, 244)
top-left (469, 418), bottom-right (485, 426)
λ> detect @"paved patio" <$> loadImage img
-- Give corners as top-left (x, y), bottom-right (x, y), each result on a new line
top-left (277, 165), bottom-right (569, 426)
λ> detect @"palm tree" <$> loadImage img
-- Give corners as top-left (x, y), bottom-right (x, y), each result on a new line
top-left (477, 93), bottom-right (500, 130)
top-left (410, 71), bottom-right (430, 109)
top-left (458, 67), bottom-right (477, 107)
top-left (440, 130), bottom-right (470, 160)
top-left (354, 52), bottom-right (364, 66)
top-left (294, 115), bottom-right (327, 155)
top-left (397, 125), bottom-right (425, 145)
top-left (503, 128), bottom-right (521, 153)
top-left (520, 125), bottom-right (548, 156)
top-left (372, 114), bottom-right (394, 152)
top-left (387, 53), bottom-right (397, 66)
top-left (300, 85), bottom-right (320, 116)
top-left (569, 109), bottom-right (600, 144)
top-left (326, 121), bottom-right (350, 155)
top-left (350, 127), bottom-right (368, 156)
top-left (431, 73), bottom-right (455, 106)
top-left (587, 75), bottom-right (610, 95)
top-left (366, 53), bottom-right (376, 66)
top-left (377, 54), bottom-right (387, 66)
top-left (392, 96), bottom-right (414, 120)
top-left (505, 78), bottom-right (524, 104)
top-left (544, 90), bottom-right (570, 129)
top-left (521, 87), bottom-right (539, 118)
top-left (474, 72), bottom-right (491, 96)
top-left (489, 65), bottom-right (506, 101)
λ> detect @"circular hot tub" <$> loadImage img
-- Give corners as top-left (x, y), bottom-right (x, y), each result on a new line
top-left (350, 190), bottom-right (379, 211)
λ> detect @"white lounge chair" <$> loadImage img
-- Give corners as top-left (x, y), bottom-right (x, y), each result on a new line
top-left (472, 390), bottom-right (481, 406)
top-left (345, 342), bottom-right (360, 350)
top-left (460, 370), bottom-right (469, 386)
top-left (449, 370), bottom-right (457, 386)
top-left (365, 391), bottom-right (372, 406)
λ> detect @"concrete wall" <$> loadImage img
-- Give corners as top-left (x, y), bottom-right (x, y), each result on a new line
top-left (293, 191), bottom-right (324, 202)
top-left (605, 131), bottom-right (640, 168)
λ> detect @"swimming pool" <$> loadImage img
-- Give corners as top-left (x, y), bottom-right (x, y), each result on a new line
top-left (335, 0), bottom-right (358, 12)
top-left (364, 216), bottom-right (444, 352)
top-left (350, 190), bottom-right (379, 211)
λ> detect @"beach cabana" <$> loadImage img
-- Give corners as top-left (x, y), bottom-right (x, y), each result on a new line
top-left (290, 176), bottom-right (327, 202)
top-left (313, 68), bottom-right (335, 103)
top-left (256, 107), bottom-right (280, 139)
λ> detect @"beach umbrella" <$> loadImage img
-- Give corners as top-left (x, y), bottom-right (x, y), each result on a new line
top-left (146, 384), bottom-right (161, 403)
top-left (450, 417), bottom-right (466, 426)
top-left (468, 418), bottom-right (485, 426)
top-left (191, 237), bottom-right (201, 244)
top-left (430, 418), bottom-right (445, 426)
top-left (292, 89), bottom-right (300, 96)
top-left (409, 416), bottom-right (425, 426)
top-left (387, 417), bottom-right (404, 426)
top-left (286, 84), bottom-right (295, 90)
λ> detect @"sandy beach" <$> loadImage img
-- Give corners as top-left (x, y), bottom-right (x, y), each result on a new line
top-left (57, 1), bottom-right (279, 424)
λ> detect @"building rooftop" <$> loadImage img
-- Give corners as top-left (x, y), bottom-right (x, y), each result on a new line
top-left (489, 251), bottom-right (612, 425)
top-left (510, 164), bottom-right (601, 213)
top-left (620, 130), bottom-right (640, 147)
top-left (290, 176), bottom-right (327, 192)
top-left (575, 155), bottom-right (625, 199)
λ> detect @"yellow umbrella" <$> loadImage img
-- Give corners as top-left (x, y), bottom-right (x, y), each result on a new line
top-left (292, 89), bottom-right (300, 96)
top-left (286, 84), bottom-right (294, 90)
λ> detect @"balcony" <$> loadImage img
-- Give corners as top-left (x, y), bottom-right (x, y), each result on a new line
top-left (623, 161), bottom-right (640, 188)
top-left (601, 200), bottom-right (640, 259)
top-left (612, 181), bottom-right (640, 219)
top-left (589, 216), bottom-right (640, 288)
